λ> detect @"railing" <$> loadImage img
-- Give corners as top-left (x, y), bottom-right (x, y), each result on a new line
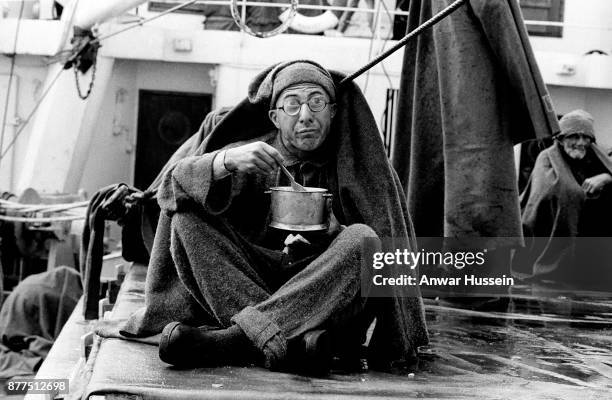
top-left (147, 0), bottom-right (612, 39)
top-left (149, 0), bottom-right (403, 39)
top-left (2, 0), bottom-right (612, 41)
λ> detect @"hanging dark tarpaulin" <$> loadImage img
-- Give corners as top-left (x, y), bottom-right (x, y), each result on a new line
top-left (392, 0), bottom-right (560, 250)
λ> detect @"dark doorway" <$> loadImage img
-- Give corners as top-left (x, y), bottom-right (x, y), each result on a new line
top-left (135, 90), bottom-right (212, 190)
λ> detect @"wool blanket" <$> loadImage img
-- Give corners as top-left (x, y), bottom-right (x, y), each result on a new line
top-left (392, 0), bottom-right (559, 249)
top-left (80, 183), bottom-right (151, 319)
top-left (0, 266), bottom-right (82, 378)
top-left (108, 63), bottom-right (428, 363)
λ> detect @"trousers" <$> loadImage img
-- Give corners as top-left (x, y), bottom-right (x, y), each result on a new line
top-left (169, 210), bottom-right (378, 367)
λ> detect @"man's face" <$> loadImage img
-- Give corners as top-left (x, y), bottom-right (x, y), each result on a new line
top-left (268, 84), bottom-right (336, 156)
top-left (560, 133), bottom-right (592, 160)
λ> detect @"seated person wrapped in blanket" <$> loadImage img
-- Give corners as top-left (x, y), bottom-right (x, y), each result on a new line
top-left (99, 60), bottom-right (428, 374)
top-left (514, 110), bottom-right (612, 289)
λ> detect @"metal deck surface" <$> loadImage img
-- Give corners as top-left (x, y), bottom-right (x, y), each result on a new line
top-left (45, 265), bottom-right (612, 399)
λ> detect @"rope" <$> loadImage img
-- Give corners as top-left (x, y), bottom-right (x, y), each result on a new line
top-left (0, 68), bottom-right (65, 162)
top-left (0, 214), bottom-right (84, 223)
top-left (361, 0), bottom-right (383, 94)
top-left (0, 199), bottom-right (89, 213)
top-left (0, 0), bottom-right (25, 171)
top-left (93, 0), bottom-right (199, 44)
top-left (0, 0), bottom-right (83, 163)
top-left (22, 202), bottom-right (88, 213)
top-left (0, 198), bottom-right (87, 224)
top-left (339, 0), bottom-right (466, 85)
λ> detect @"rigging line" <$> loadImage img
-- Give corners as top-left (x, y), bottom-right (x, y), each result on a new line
top-left (376, 0), bottom-right (395, 89)
top-left (46, 0), bottom-right (191, 64)
top-left (62, 0), bottom-right (84, 44)
top-left (364, 0), bottom-right (396, 92)
top-left (0, 0), bottom-right (26, 171)
top-left (0, 68), bottom-right (65, 162)
top-left (340, 0), bottom-right (466, 85)
top-left (371, 1), bottom-right (395, 152)
top-left (0, 199), bottom-right (89, 213)
top-left (363, 0), bottom-right (384, 94)
top-left (0, 214), bottom-right (84, 223)
top-left (93, 0), bottom-right (199, 44)
top-left (0, 0), bottom-right (83, 163)
top-left (44, 0), bottom-right (83, 65)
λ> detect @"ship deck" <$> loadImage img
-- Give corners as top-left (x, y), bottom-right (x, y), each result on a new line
top-left (33, 264), bottom-right (612, 399)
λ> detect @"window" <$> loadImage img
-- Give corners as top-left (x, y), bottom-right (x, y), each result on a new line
top-left (519, 0), bottom-right (565, 38)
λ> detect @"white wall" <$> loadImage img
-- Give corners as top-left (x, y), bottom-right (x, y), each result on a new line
top-left (0, 56), bottom-right (48, 192)
top-left (77, 60), bottom-right (216, 195)
top-left (531, 0), bottom-right (612, 147)
top-left (530, 0), bottom-right (612, 89)
top-left (529, 0), bottom-right (612, 55)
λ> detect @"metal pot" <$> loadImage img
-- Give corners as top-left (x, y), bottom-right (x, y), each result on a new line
top-left (267, 186), bottom-right (332, 231)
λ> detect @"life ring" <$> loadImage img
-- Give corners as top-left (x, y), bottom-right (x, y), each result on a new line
top-left (230, 0), bottom-right (299, 38)
top-left (279, 9), bottom-right (339, 34)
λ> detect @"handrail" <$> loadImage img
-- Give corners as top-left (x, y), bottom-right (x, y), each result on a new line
top-left (144, 0), bottom-right (612, 31)
top-left (2, 1), bottom-right (611, 31)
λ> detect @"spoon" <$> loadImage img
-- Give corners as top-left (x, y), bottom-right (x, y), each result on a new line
top-left (278, 162), bottom-right (307, 192)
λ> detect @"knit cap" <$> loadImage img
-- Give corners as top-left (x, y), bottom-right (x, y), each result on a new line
top-left (247, 60), bottom-right (336, 108)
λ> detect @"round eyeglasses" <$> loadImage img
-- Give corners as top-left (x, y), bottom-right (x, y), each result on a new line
top-left (275, 96), bottom-right (333, 116)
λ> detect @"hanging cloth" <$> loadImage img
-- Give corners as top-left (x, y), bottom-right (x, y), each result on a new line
top-left (392, 0), bottom-right (559, 249)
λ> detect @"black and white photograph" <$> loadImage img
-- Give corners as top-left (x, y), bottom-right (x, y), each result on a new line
top-left (0, 0), bottom-right (611, 398)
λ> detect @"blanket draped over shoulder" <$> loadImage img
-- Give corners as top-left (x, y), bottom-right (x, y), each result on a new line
top-left (113, 65), bottom-right (428, 360)
top-left (513, 142), bottom-right (612, 288)
top-left (392, 0), bottom-right (559, 249)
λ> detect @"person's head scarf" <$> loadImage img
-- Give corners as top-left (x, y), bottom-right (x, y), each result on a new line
top-left (558, 109), bottom-right (595, 140)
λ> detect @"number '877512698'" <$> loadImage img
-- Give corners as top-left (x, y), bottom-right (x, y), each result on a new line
top-left (5, 378), bottom-right (69, 395)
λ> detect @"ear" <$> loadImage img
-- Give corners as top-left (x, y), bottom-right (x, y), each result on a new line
top-left (268, 109), bottom-right (280, 129)
top-left (329, 103), bottom-right (337, 119)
